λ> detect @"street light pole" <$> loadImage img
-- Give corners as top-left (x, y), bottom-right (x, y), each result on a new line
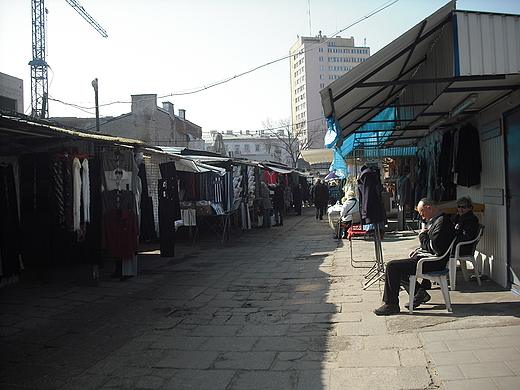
top-left (91, 78), bottom-right (100, 132)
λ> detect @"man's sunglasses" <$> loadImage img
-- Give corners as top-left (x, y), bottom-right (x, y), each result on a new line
top-left (457, 205), bottom-right (470, 209)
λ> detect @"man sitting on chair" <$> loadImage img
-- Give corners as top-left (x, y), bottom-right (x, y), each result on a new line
top-left (374, 198), bottom-right (455, 315)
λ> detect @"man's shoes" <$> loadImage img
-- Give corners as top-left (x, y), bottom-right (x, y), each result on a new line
top-left (404, 289), bottom-right (431, 309)
top-left (373, 304), bottom-right (400, 316)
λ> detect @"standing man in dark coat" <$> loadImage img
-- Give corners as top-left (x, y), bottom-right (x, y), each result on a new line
top-left (292, 183), bottom-right (303, 216)
top-left (272, 180), bottom-right (285, 227)
top-left (259, 182), bottom-right (273, 228)
top-left (312, 179), bottom-right (329, 220)
top-left (374, 198), bottom-right (455, 315)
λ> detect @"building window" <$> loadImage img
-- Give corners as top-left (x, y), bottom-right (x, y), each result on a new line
top-left (244, 144), bottom-right (249, 152)
top-left (329, 66), bottom-right (352, 71)
top-left (320, 83), bottom-right (325, 88)
top-left (320, 66), bottom-right (324, 71)
top-left (235, 145), bottom-right (240, 153)
top-left (320, 74), bottom-right (325, 79)
top-left (319, 47), bottom-right (324, 52)
top-left (319, 56), bottom-right (324, 61)
top-left (255, 144), bottom-right (260, 152)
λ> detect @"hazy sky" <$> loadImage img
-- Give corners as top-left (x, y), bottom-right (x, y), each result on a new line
top-left (1, 0), bottom-right (519, 136)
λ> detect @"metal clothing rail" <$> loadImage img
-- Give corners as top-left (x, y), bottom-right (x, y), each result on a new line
top-left (363, 224), bottom-right (385, 290)
top-left (192, 214), bottom-right (231, 245)
top-left (192, 208), bottom-right (241, 245)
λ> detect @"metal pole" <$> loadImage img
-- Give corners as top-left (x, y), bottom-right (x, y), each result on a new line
top-left (363, 224), bottom-right (386, 290)
top-left (91, 78), bottom-right (100, 132)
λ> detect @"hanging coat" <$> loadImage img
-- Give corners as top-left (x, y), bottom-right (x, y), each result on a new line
top-left (158, 162), bottom-right (181, 257)
top-left (357, 166), bottom-right (385, 224)
top-left (455, 124), bottom-right (482, 187)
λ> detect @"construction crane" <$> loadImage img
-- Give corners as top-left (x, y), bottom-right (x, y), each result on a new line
top-left (29, 0), bottom-right (107, 118)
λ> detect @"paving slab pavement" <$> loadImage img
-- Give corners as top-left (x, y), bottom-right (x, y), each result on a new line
top-left (1, 206), bottom-right (519, 389)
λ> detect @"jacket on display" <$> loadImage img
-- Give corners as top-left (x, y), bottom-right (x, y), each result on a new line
top-left (357, 166), bottom-right (385, 224)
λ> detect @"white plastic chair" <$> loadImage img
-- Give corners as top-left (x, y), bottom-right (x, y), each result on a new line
top-left (409, 238), bottom-right (457, 314)
top-left (449, 224), bottom-right (485, 290)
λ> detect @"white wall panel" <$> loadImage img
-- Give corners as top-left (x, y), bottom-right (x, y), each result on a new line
top-left (455, 11), bottom-right (520, 76)
top-left (461, 90), bottom-right (520, 287)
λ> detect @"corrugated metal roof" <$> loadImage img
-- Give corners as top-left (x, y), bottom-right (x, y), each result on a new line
top-left (0, 111), bottom-right (227, 174)
top-left (0, 111), bottom-right (155, 155)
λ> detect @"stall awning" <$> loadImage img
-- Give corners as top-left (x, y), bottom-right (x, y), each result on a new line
top-left (160, 147), bottom-right (228, 174)
top-left (320, 0), bottom-right (520, 153)
top-left (171, 156), bottom-right (227, 174)
top-left (175, 158), bottom-right (226, 174)
top-left (300, 149), bottom-right (334, 165)
top-left (266, 165), bottom-right (292, 174)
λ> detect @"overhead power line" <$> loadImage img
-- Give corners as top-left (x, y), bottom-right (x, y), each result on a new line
top-left (50, 1), bottom-right (398, 119)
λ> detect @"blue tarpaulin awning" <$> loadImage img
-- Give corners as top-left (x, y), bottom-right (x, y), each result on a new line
top-left (326, 106), bottom-right (411, 176)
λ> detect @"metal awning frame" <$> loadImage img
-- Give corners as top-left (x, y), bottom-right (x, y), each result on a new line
top-left (320, 1), bottom-right (520, 154)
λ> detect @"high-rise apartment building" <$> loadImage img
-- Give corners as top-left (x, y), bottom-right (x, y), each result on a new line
top-left (290, 34), bottom-right (370, 149)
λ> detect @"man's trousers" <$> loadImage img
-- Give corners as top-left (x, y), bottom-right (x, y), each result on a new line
top-left (383, 257), bottom-right (448, 305)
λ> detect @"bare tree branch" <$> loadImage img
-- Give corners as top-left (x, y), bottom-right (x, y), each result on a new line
top-left (262, 118), bottom-right (298, 167)
top-left (261, 117), bottom-right (323, 168)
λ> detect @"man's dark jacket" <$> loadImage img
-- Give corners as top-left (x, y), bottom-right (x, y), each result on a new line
top-left (313, 183), bottom-right (329, 205)
top-left (418, 211), bottom-right (456, 268)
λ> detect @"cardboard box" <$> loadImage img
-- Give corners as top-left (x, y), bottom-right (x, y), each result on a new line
top-left (196, 205), bottom-right (214, 216)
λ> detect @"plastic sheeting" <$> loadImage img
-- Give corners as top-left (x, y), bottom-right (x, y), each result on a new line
top-left (324, 107), bottom-right (397, 177)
